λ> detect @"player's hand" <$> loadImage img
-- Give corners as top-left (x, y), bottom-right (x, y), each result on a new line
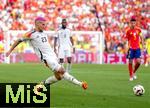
top-left (73, 47), bottom-right (75, 54)
top-left (6, 51), bottom-right (11, 57)
top-left (143, 44), bottom-right (146, 50)
top-left (141, 45), bottom-right (145, 52)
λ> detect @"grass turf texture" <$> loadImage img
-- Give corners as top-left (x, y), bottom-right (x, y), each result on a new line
top-left (0, 63), bottom-right (150, 108)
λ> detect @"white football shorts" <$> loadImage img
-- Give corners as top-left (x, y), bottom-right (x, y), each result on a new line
top-left (43, 54), bottom-right (61, 72)
top-left (58, 47), bottom-right (72, 59)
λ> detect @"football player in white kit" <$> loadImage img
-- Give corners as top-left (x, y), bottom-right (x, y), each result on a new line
top-left (6, 17), bottom-right (88, 91)
top-left (54, 19), bottom-right (75, 73)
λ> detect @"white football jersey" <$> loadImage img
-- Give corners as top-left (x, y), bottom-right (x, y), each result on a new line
top-left (55, 28), bottom-right (72, 49)
top-left (24, 30), bottom-right (57, 61)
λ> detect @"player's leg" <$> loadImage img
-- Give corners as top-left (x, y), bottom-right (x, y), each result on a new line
top-left (55, 67), bottom-right (88, 89)
top-left (42, 57), bottom-right (88, 89)
top-left (133, 58), bottom-right (141, 73)
top-left (59, 58), bottom-right (64, 66)
top-left (42, 60), bottom-right (61, 86)
top-left (127, 49), bottom-right (134, 81)
top-left (128, 59), bottom-right (134, 81)
top-left (66, 49), bottom-right (72, 73)
top-left (133, 48), bottom-right (141, 79)
top-left (35, 59), bottom-right (62, 94)
top-left (58, 48), bottom-right (65, 67)
top-left (66, 57), bottom-right (72, 73)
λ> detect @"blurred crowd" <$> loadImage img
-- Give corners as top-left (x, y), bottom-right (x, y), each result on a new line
top-left (0, 0), bottom-right (149, 53)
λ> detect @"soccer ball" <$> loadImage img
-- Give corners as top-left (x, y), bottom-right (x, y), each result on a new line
top-left (133, 85), bottom-right (145, 96)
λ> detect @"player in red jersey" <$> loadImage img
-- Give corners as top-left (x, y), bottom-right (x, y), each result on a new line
top-left (125, 17), bottom-right (144, 81)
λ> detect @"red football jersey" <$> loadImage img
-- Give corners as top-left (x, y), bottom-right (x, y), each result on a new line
top-left (125, 27), bottom-right (142, 49)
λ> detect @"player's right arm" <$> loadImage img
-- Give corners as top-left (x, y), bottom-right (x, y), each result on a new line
top-left (6, 31), bottom-right (32, 57)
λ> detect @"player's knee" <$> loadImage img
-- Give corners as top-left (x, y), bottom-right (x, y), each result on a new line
top-left (68, 60), bottom-right (71, 64)
top-left (59, 59), bottom-right (64, 64)
top-left (67, 57), bottom-right (72, 63)
top-left (58, 67), bottom-right (65, 74)
top-left (55, 67), bottom-right (65, 80)
top-left (129, 59), bottom-right (133, 64)
top-left (54, 72), bottom-right (62, 80)
top-left (137, 61), bottom-right (141, 64)
top-left (136, 59), bottom-right (141, 64)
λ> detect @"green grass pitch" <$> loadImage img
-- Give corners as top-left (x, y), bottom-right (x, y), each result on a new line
top-left (0, 63), bottom-right (150, 108)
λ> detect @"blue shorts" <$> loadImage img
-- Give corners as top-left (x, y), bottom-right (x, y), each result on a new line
top-left (127, 48), bottom-right (141, 59)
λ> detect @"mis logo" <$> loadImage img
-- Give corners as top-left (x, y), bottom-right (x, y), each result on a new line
top-left (0, 83), bottom-right (50, 107)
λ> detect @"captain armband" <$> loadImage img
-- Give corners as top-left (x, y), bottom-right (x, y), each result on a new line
top-left (18, 38), bottom-right (24, 42)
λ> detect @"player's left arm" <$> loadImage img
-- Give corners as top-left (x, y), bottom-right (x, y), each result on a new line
top-left (6, 31), bottom-right (32, 57)
top-left (6, 39), bottom-right (23, 57)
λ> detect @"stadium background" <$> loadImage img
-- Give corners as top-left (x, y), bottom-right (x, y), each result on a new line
top-left (0, 0), bottom-right (150, 108)
top-left (0, 0), bottom-right (149, 64)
